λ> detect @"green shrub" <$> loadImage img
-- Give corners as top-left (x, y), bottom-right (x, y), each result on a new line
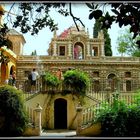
top-left (63, 69), bottom-right (90, 95)
top-left (42, 72), bottom-right (61, 90)
top-left (95, 92), bottom-right (140, 137)
top-left (42, 72), bottom-right (61, 94)
top-left (0, 85), bottom-right (28, 136)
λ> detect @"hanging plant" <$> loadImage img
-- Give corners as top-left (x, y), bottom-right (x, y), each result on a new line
top-left (42, 72), bottom-right (61, 93)
top-left (63, 69), bottom-right (90, 96)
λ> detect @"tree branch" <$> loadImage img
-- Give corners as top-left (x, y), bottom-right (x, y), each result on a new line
top-left (69, 3), bottom-right (85, 31)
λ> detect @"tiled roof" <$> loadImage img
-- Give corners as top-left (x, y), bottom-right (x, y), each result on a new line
top-left (58, 28), bottom-right (70, 38)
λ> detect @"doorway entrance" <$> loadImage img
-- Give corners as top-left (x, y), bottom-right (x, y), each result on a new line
top-left (54, 98), bottom-right (67, 129)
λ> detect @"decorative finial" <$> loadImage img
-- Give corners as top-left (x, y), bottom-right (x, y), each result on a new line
top-left (53, 28), bottom-right (57, 38)
top-left (87, 28), bottom-right (89, 36)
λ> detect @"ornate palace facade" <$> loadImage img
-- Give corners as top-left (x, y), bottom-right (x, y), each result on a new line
top-left (1, 9), bottom-right (140, 129)
top-left (14, 25), bottom-right (140, 93)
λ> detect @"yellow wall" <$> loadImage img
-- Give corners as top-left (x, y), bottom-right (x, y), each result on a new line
top-left (24, 92), bottom-right (98, 130)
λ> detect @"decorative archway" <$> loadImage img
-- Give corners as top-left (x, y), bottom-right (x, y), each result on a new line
top-left (54, 98), bottom-right (67, 129)
top-left (107, 73), bottom-right (118, 92)
top-left (73, 42), bottom-right (84, 59)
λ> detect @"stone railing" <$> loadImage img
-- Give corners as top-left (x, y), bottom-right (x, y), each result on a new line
top-left (17, 55), bottom-right (140, 63)
top-left (23, 103), bottom-right (42, 136)
top-left (80, 92), bottom-right (137, 130)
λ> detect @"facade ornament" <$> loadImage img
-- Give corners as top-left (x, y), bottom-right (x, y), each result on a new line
top-left (53, 28), bottom-right (57, 38)
top-left (87, 28), bottom-right (89, 36)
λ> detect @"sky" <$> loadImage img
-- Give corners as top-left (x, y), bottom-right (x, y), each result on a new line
top-left (2, 3), bottom-right (122, 56)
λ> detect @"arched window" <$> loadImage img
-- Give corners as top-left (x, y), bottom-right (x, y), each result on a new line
top-left (74, 42), bottom-right (84, 59)
top-left (107, 73), bottom-right (117, 92)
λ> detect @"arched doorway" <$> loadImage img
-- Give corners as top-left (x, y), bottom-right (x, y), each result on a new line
top-left (10, 65), bottom-right (15, 75)
top-left (73, 42), bottom-right (84, 59)
top-left (54, 98), bottom-right (67, 129)
top-left (107, 73), bottom-right (117, 92)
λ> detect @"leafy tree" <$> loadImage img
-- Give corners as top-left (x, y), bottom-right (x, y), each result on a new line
top-left (117, 41), bottom-right (127, 57)
top-left (34, 50), bottom-right (37, 55)
top-left (116, 27), bottom-right (140, 56)
top-left (31, 50), bottom-right (37, 56)
top-left (93, 19), bottom-right (101, 38)
top-left (1, 3), bottom-right (140, 39)
top-left (104, 29), bottom-right (112, 56)
top-left (0, 85), bottom-right (28, 136)
top-left (93, 19), bottom-right (112, 56)
top-left (86, 3), bottom-right (140, 41)
top-left (1, 2), bottom-right (140, 50)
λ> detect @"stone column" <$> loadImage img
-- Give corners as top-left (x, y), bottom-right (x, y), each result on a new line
top-left (123, 81), bottom-right (126, 92)
top-left (100, 41), bottom-right (105, 56)
top-left (68, 41), bottom-right (72, 57)
top-left (34, 103), bottom-right (42, 136)
top-left (53, 41), bottom-right (57, 56)
top-left (86, 41), bottom-right (90, 56)
top-left (98, 30), bottom-right (105, 56)
top-left (76, 102), bottom-right (83, 136)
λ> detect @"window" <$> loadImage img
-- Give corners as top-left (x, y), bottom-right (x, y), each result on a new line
top-left (91, 47), bottom-right (98, 56)
top-left (93, 71), bottom-right (99, 77)
top-left (126, 80), bottom-right (131, 91)
top-left (59, 46), bottom-right (65, 56)
top-left (125, 72), bottom-right (131, 78)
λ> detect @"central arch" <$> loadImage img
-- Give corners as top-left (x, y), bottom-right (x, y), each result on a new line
top-left (73, 42), bottom-right (84, 59)
top-left (54, 98), bottom-right (67, 129)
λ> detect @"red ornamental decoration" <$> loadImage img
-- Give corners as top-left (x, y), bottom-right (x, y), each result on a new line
top-left (58, 28), bottom-right (70, 38)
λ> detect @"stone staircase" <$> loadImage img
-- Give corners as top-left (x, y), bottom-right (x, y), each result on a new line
top-left (19, 78), bottom-right (138, 136)
top-left (78, 91), bottom-right (137, 136)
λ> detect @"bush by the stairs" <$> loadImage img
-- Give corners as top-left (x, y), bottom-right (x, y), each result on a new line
top-left (42, 72), bottom-right (61, 91)
top-left (0, 85), bottom-right (28, 137)
top-left (95, 93), bottom-right (140, 137)
top-left (63, 69), bottom-right (90, 95)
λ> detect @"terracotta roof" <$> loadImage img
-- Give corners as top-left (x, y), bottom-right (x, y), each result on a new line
top-left (58, 28), bottom-right (70, 38)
